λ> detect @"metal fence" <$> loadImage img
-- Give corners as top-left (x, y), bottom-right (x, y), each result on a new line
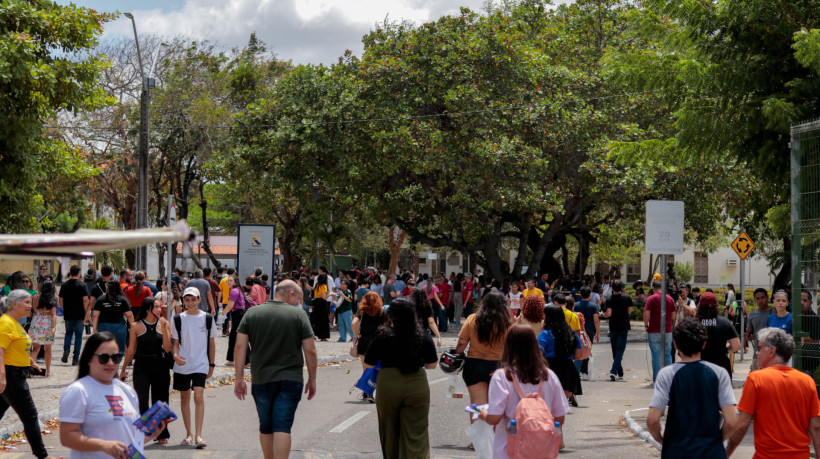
top-left (791, 118), bottom-right (820, 381)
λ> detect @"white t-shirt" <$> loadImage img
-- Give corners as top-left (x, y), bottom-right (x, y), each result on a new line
top-left (487, 368), bottom-right (569, 459)
top-left (171, 310), bottom-right (217, 375)
top-left (60, 376), bottom-right (143, 458)
top-left (508, 292), bottom-right (523, 310)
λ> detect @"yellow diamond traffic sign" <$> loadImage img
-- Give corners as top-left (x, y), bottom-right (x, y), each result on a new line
top-left (731, 231), bottom-right (755, 260)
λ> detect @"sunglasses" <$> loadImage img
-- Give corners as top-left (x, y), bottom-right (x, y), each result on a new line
top-left (95, 353), bottom-right (124, 364)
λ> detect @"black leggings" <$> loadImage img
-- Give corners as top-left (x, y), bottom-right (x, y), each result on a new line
top-left (227, 309), bottom-right (250, 364)
top-left (0, 366), bottom-right (48, 458)
top-left (134, 357), bottom-right (171, 440)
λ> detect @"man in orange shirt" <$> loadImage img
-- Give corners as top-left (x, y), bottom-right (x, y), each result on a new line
top-left (727, 327), bottom-right (820, 457)
top-left (521, 277), bottom-right (543, 299)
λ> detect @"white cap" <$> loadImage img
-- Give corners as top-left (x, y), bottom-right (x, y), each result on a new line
top-left (183, 287), bottom-right (200, 298)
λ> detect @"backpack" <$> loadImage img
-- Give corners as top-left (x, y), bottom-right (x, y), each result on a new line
top-left (506, 374), bottom-right (560, 459)
top-left (174, 312), bottom-right (213, 364)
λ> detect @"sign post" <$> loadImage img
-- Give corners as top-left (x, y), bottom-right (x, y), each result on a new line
top-left (645, 200), bottom-right (685, 370)
top-left (236, 224), bottom-right (276, 282)
top-left (731, 231), bottom-right (755, 360)
top-left (167, 196), bottom-right (175, 320)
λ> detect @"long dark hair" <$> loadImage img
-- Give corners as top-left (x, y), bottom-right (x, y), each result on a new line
top-left (77, 332), bottom-right (117, 380)
top-left (379, 299), bottom-right (423, 374)
top-left (502, 324), bottom-right (550, 385)
top-left (410, 288), bottom-right (432, 328)
top-left (6, 271), bottom-right (25, 291)
top-left (543, 306), bottom-right (576, 358)
top-left (38, 280), bottom-right (58, 310)
top-left (106, 279), bottom-right (122, 298)
top-left (475, 292), bottom-right (512, 346)
top-left (137, 297), bottom-right (157, 322)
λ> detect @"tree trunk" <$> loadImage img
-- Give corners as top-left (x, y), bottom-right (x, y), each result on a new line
top-left (387, 226), bottom-right (406, 275)
top-left (480, 236), bottom-right (508, 283)
top-left (156, 243), bottom-right (166, 279)
top-left (773, 236), bottom-right (792, 289)
top-left (198, 182), bottom-right (222, 268)
top-left (573, 233), bottom-right (590, 276)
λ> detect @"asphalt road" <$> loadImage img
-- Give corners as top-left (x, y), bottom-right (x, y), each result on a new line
top-left (29, 339), bottom-right (670, 458)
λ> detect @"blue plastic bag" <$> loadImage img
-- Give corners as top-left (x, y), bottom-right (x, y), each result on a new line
top-left (354, 361), bottom-right (381, 396)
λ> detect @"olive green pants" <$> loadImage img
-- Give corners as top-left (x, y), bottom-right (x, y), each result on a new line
top-left (375, 367), bottom-right (431, 459)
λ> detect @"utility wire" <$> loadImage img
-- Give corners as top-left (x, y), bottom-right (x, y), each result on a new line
top-left (45, 89), bottom-right (660, 132)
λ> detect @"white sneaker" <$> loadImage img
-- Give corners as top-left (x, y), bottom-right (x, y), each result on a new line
top-left (616, 375), bottom-right (624, 381)
top-left (581, 373), bottom-right (590, 381)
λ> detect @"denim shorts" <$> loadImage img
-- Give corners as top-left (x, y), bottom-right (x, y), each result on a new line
top-left (252, 380), bottom-right (303, 434)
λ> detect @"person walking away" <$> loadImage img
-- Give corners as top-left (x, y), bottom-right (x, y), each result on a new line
top-left (0, 290), bottom-right (59, 459)
top-left (450, 273), bottom-right (463, 325)
top-left (250, 277), bottom-right (268, 306)
top-left (89, 265), bottom-right (112, 308)
top-left (299, 276), bottom-right (313, 317)
top-left (30, 281), bottom-right (58, 376)
top-left (435, 275), bottom-right (450, 332)
top-left (219, 268), bottom-right (236, 336)
top-left (647, 318), bottom-right (737, 458)
top-left (644, 281), bottom-right (676, 383)
top-left (204, 267), bottom-right (221, 315)
top-left (120, 297), bottom-right (172, 444)
top-left (233, 280), bottom-right (317, 459)
top-left (410, 289), bottom-right (443, 348)
top-left (123, 271), bottom-right (153, 318)
top-left (767, 290), bottom-right (793, 335)
top-left (311, 273), bottom-right (332, 341)
top-left (745, 288), bottom-right (773, 371)
top-left (462, 273), bottom-right (475, 317)
top-left (354, 278), bottom-right (370, 307)
top-left (507, 281), bottom-right (523, 318)
top-left (726, 328), bottom-right (820, 457)
top-left (601, 281), bottom-right (632, 381)
top-left (60, 264), bottom-right (91, 366)
top-left (574, 286), bottom-right (600, 381)
top-left (352, 292), bottom-right (385, 403)
top-left (724, 284), bottom-right (736, 317)
top-left (478, 324), bottom-right (570, 457)
top-left (423, 279), bottom-right (446, 333)
top-left (171, 287), bottom-right (217, 448)
top-left (519, 294), bottom-right (545, 335)
top-left (224, 275), bottom-right (250, 366)
top-left (92, 280), bottom-right (133, 355)
top-left (539, 306), bottom-right (583, 409)
top-left (695, 292), bottom-right (740, 378)
top-left (363, 299), bottom-right (438, 458)
top-left (453, 292), bottom-right (512, 446)
top-left (336, 280), bottom-right (355, 342)
top-left (60, 332), bottom-right (168, 457)
top-left (185, 269), bottom-right (214, 315)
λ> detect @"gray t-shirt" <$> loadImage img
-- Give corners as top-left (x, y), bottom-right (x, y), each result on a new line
top-left (748, 307), bottom-right (773, 351)
top-left (185, 278), bottom-right (211, 312)
top-left (237, 300), bottom-right (314, 384)
top-left (383, 283), bottom-right (395, 305)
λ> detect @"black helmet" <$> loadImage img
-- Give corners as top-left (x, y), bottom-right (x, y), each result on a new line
top-left (439, 349), bottom-right (465, 373)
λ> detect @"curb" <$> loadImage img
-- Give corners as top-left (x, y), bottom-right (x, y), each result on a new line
top-left (0, 409), bottom-right (59, 440)
top-left (599, 333), bottom-right (647, 343)
top-left (623, 408), bottom-right (661, 451)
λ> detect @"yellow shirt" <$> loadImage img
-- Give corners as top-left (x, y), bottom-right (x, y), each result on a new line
top-left (219, 276), bottom-right (231, 304)
top-left (563, 307), bottom-right (581, 332)
top-left (0, 314), bottom-right (32, 367)
top-left (314, 284), bottom-right (328, 300)
top-left (522, 287), bottom-right (543, 299)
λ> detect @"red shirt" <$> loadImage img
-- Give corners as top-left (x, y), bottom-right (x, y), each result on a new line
top-left (463, 281), bottom-right (474, 303)
top-left (645, 293), bottom-right (676, 333)
top-left (438, 283), bottom-right (451, 305)
top-left (123, 285), bottom-right (152, 313)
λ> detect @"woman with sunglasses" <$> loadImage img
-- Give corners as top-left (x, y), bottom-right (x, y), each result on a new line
top-left (30, 281), bottom-right (58, 376)
top-left (120, 298), bottom-right (172, 444)
top-left (60, 332), bottom-right (169, 458)
top-left (0, 290), bottom-right (59, 459)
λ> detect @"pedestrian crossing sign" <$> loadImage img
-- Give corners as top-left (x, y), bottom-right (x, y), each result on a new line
top-left (731, 231), bottom-right (755, 260)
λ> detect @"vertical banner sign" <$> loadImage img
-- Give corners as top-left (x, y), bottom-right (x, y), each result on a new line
top-left (237, 224), bottom-right (276, 281)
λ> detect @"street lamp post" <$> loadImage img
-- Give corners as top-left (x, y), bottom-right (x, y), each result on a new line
top-left (125, 12), bottom-right (154, 271)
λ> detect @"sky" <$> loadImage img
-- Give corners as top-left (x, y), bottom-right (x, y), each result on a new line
top-left (57, 0), bottom-right (490, 65)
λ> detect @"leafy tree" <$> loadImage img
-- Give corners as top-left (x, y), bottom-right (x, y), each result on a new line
top-left (0, 0), bottom-right (112, 231)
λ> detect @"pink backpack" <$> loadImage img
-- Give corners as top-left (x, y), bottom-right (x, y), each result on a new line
top-left (506, 375), bottom-right (560, 459)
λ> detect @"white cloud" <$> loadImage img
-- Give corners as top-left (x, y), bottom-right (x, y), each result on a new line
top-left (104, 0), bottom-right (487, 65)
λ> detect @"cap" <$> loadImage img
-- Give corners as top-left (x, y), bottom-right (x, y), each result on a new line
top-left (183, 287), bottom-right (201, 298)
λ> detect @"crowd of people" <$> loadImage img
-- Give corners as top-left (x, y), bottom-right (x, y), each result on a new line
top-left (0, 262), bottom-right (819, 458)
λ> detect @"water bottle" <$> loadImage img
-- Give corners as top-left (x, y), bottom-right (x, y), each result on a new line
top-left (555, 421), bottom-right (562, 440)
top-left (507, 419), bottom-right (517, 435)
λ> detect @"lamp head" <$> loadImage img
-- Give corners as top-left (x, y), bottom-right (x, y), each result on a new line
top-left (124, 12), bottom-right (133, 19)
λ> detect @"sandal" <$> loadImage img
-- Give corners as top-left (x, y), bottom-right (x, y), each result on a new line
top-left (181, 435), bottom-right (194, 446)
top-left (156, 439), bottom-right (168, 445)
top-left (195, 437), bottom-right (208, 449)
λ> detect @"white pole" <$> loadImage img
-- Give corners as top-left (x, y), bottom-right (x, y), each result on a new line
top-left (660, 254), bottom-right (668, 368)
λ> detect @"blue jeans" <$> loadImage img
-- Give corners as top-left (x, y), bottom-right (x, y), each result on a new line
top-left (337, 310), bottom-right (353, 342)
top-left (97, 322), bottom-right (127, 354)
top-left (64, 320), bottom-right (84, 360)
top-left (438, 306), bottom-right (448, 333)
top-left (252, 380), bottom-right (303, 434)
top-left (648, 332), bottom-right (672, 382)
top-left (609, 331), bottom-right (628, 377)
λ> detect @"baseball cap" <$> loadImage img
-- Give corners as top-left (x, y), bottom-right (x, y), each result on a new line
top-left (183, 286), bottom-right (201, 298)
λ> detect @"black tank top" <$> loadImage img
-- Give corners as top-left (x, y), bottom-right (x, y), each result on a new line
top-left (136, 320), bottom-right (163, 358)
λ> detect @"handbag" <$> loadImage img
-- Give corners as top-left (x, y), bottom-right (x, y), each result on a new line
top-left (354, 361), bottom-right (380, 396)
top-left (162, 350), bottom-right (175, 370)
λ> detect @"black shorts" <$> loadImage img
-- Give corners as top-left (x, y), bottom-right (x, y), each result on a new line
top-left (461, 358), bottom-right (500, 387)
top-left (173, 372), bottom-right (207, 391)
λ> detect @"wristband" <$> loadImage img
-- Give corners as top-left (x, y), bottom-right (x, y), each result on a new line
top-left (209, 363), bottom-right (215, 368)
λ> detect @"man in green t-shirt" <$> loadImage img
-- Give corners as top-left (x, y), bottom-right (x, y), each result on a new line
top-left (233, 280), bottom-right (317, 459)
